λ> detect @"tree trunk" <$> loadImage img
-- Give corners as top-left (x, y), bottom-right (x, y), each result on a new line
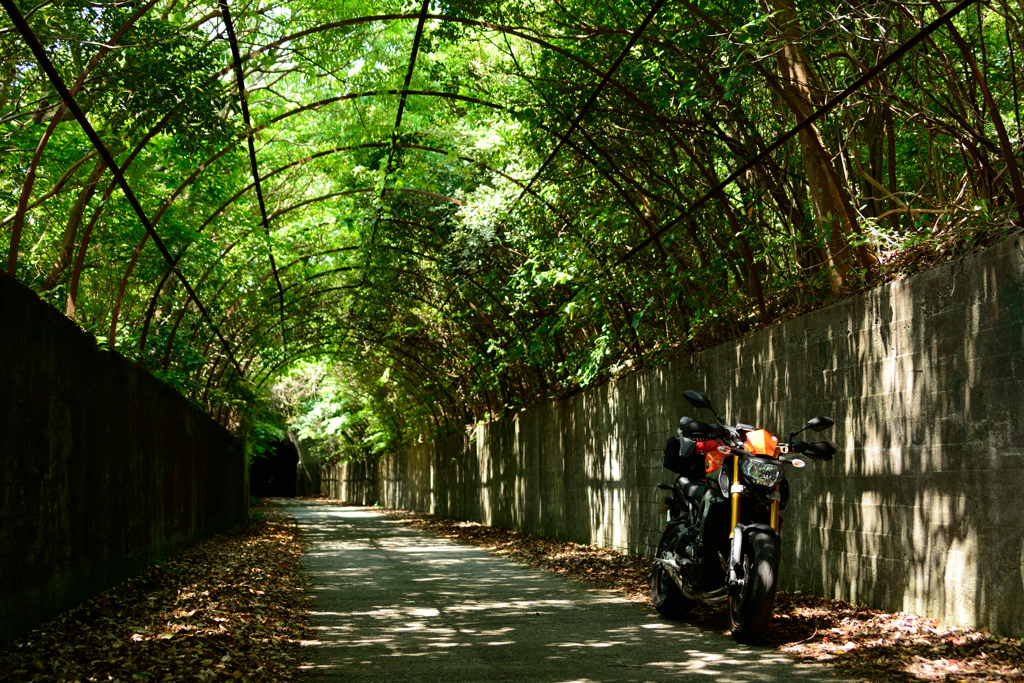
top-left (764, 0), bottom-right (877, 288)
top-left (38, 158), bottom-right (107, 293)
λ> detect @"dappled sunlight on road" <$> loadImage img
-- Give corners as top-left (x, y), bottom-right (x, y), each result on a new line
top-left (290, 501), bottom-right (849, 682)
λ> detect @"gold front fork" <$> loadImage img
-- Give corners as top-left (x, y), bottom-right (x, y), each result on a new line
top-left (729, 455), bottom-right (741, 537)
top-left (770, 485), bottom-right (781, 530)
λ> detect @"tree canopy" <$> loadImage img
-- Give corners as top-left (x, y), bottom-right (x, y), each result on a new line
top-left (2, 0), bottom-right (1022, 459)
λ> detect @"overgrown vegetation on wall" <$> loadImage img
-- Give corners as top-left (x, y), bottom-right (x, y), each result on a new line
top-left (3, 0), bottom-right (1022, 458)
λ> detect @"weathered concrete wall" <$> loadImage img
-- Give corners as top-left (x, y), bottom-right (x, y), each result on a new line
top-left (324, 235), bottom-right (1024, 636)
top-left (322, 455), bottom-right (378, 504)
top-left (0, 272), bottom-right (247, 642)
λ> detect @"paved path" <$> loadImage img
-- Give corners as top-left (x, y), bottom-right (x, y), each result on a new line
top-left (285, 500), bottom-right (850, 682)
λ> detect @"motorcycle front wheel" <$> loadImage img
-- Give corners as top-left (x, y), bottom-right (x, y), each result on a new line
top-left (728, 530), bottom-right (779, 643)
top-left (650, 526), bottom-right (695, 619)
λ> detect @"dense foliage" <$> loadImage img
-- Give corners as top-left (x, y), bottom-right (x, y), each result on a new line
top-left (2, 0), bottom-right (1022, 458)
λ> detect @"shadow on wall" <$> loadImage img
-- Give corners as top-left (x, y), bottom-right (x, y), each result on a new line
top-left (322, 456), bottom-right (379, 504)
top-left (702, 237), bottom-right (1024, 636)
top-left (291, 432), bottom-right (321, 497)
top-left (249, 440), bottom-right (298, 497)
top-left (324, 236), bottom-right (1024, 636)
top-left (0, 270), bottom-right (246, 642)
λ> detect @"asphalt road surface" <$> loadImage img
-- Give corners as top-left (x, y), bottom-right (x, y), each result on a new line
top-left (285, 500), bottom-right (850, 683)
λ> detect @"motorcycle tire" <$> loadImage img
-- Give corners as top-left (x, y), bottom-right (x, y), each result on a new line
top-left (650, 526), bottom-right (695, 619)
top-left (728, 530), bottom-right (779, 644)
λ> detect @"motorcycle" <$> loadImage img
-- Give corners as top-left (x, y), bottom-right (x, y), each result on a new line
top-left (650, 389), bottom-right (837, 643)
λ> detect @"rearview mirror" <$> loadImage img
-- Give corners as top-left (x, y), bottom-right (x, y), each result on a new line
top-left (683, 390), bottom-right (712, 410)
top-left (806, 416), bottom-right (834, 432)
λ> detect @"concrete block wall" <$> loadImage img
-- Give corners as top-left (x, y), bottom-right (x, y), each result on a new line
top-left (323, 235), bottom-right (1024, 636)
top-left (0, 272), bottom-right (247, 642)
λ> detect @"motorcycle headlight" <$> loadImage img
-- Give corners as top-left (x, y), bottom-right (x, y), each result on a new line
top-left (740, 459), bottom-right (783, 487)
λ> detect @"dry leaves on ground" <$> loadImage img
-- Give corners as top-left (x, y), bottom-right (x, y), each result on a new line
top-left (0, 504), bottom-right (313, 683)
top-left (377, 505), bottom-right (1024, 683)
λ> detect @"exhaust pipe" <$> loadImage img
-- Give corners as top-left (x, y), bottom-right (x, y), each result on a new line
top-left (654, 557), bottom-right (730, 604)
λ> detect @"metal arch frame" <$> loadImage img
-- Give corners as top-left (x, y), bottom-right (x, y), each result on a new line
top-left (214, 247), bottom-right (514, 377)
top-left (382, 0), bottom-right (431, 183)
top-left (190, 8), bottom-right (704, 208)
top-left (48, 88), bottom-right (497, 341)
top-left (227, 278), bottom-right (532, 409)
top-left (192, 137), bottom-right (554, 239)
top-left (233, 321), bottom-right (466, 416)
top-left (228, 274), bottom-right (529, 397)
top-left (8, 0), bottom-right (959, 403)
top-left (138, 240), bottom-right (361, 361)
top-left (245, 318), bottom-right (470, 392)
top-left (243, 333), bottom-right (494, 429)
top-left (15, 4), bottom-right (758, 350)
top-left (5, 0), bottom-right (160, 276)
top-left (32, 88), bottom-right (659, 409)
top-left (19, 6), bottom-right (676, 348)
top-left (202, 254), bottom-right (468, 367)
top-left (247, 341), bottom-right (457, 432)
top-left (158, 190), bottom-right (461, 373)
top-left (509, 0), bottom-right (668, 212)
top-left (174, 90), bottom-right (662, 249)
top-left (353, 0), bottom-right (430, 284)
top-left (218, 0), bottom-right (286, 337)
top-left (161, 185), bottom-right (457, 331)
top-left (201, 9), bottom-right (718, 230)
top-left (612, 0), bottom-right (987, 267)
top-left (223, 279), bottom-right (543, 423)
top-left (142, 208), bottom-right (446, 363)
top-left (218, 11), bottom-right (682, 132)
top-left (135, 135), bottom-right (559, 356)
top-left (0, 0), bottom-right (246, 378)
top-left (188, 209), bottom-right (580, 394)
top-left (267, 186), bottom-right (463, 225)
top-left (115, 77), bottom-right (647, 364)
top-left (194, 8), bottom-right (716, 223)
top-left (224, 11), bottom-right (710, 158)
top-left (105, 89), bottom-right (496, 348)
top-left (10, 4), bottom-right (738, 297)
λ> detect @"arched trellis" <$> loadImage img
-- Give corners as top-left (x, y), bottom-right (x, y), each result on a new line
top-left (130, 125), bottom-right (574, 362)
top-left (200, 261), bottom-right (439, 378)
top-left (246, 339), bottom-right (455, 437)
top-left (0, 0), bottom-right (1011, 440)
top-left (199, 227), bottom-right (530, 391)
top-left (126, 103), bottom-right (685, 362)
top-left (213, 270), bottom-right (537, 421)
top-left (140, 184), bottom-right (464, 363)
top-left (2, 0), bottom-right (250, 380)
top-left (5, 0), bottom-right (160, 276)
top-left (206, 316), bottom-right (469, 431)
top-left (101, 89), bottom-right (519, 349)
top-left (243, 323), bottom-right (473, 421)
top-left (9, 3), bottom-right (702, 285)
top-left (8, 5), bottom-right (695, 376)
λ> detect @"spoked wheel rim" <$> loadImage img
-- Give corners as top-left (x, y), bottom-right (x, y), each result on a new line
top-left (651, 531), bottom-right (677, 606)
top-left (652, 560), bottom-right (676, 604)
top-left (727, 530), bottom-right (780, 643)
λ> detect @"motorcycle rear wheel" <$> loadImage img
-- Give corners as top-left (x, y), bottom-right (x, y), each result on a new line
top-left (650, 526), bottom-right (695, 619)
top-left (728, 530), bottom-right (779, 644)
